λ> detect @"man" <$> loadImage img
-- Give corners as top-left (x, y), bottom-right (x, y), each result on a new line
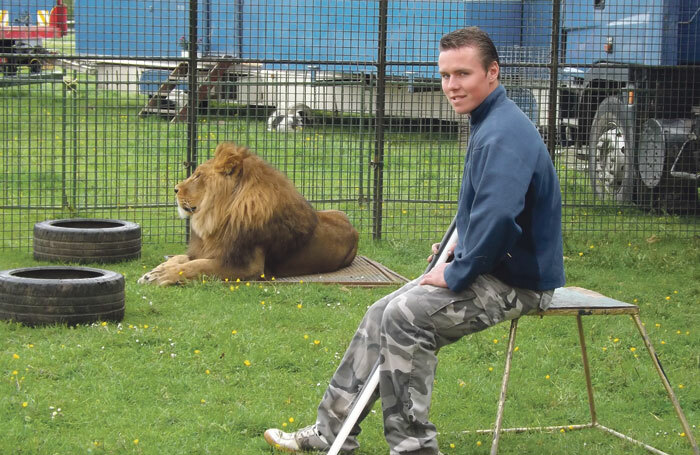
top-left (264, 27), bottom-right (565, 455)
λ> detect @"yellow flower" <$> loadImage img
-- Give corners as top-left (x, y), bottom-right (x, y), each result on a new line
top-left (655, 323), bottom-right (661, 327)
top-left (232, 330), bottom-right (237, 334)
top-left (493, 339), bottom-right (498, 344)
top-left (201, 399), bottom-right (206, 404)
top-left (560, 428), bottom-right (565, 433)
top-left (22, 402), bottom-right (28, 408)
top-left (101, 321), bottom-right (107, 326)
top-left (314, 340), bottom-right (321, 345)
top-left (261, 301), bottom-right (265, 305)
top-left (679, 384), bottom-right (684, 389)
top-left (194, 349), bottom-right (201, 354)
top-left (629, 347), bottom-right (636, 352)
top-left (476, 441), bottom-right (482, 446)
top-left (297, 303), bottom-right (303, 309)
top-left (681, 433), bottom-right (686, 437)
top-left (205, 370), bottom-right (210, 375)
top-left (133, 439), bottom-right (139, 445)
top-left (304, 334), bottom-right (309, 340)
top-left (12, 370), bottom-right (18, 376)
top-left (243, 360), bottom-right (251, 367)
top-left (230, 285), bottom-right (235, 291)
top-left (578, 252), bottom-right (584, 257)
top-left (449, 443), bottom-right (455, 449)
top-left (260, 273), bottom-right (265, 278)
top-left (488, 367), bottom-right (494, 372)
top-left (613, 338), bottom-right (619, 343)
top-left (289, 417), bottom-right (294, 423)
top-left (545, 375), bottom-right (551, 380)
top-left (12, 354), bottom-right (19, 359)
top-left (665, 296), bottom-right (671, 300)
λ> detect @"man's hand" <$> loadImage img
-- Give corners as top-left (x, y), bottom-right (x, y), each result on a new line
top-left (420, 262), bottom-right (449, 288)
top-left (426, 241), bottom-right (456, 264)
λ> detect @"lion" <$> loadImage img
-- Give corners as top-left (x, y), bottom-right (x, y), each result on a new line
top-left (139, 142), bottom-right (359, 286)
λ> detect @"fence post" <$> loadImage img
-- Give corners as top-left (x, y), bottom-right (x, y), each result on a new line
top-left (547, 0), bottom-right (561, 161)
top-left (372, 0), bottom-right (388, 240)
top-left (185, 0), bottom-right (199, 243)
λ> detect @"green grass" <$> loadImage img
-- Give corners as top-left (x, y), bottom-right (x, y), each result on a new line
top-left (1, 234), bottom-right (698, 454)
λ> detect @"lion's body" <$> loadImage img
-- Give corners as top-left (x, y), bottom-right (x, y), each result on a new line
top-left (139, 142), bottom-right (359, 285)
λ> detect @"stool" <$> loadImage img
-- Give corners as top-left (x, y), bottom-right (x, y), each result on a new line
top-left (481, 286), bottom-right (699, 455)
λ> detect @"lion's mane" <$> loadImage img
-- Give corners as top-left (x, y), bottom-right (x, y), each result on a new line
top-left (180, 142), bottom-right (318, 271)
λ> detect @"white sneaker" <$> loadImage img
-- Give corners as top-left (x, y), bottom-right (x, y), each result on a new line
top-left (263, 425), bottom-right (331, 452)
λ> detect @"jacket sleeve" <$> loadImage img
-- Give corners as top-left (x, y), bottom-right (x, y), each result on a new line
top-left (443, 141), bottom-right (535, 292)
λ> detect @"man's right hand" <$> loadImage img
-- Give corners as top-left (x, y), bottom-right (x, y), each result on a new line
top-left (426, 241), bottom-right (456, 264)
top-left (426, 242), bottom-right (442, 263)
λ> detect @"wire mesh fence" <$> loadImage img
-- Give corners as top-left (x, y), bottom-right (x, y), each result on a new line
top-left (1, 0), bottom-right (698, 250)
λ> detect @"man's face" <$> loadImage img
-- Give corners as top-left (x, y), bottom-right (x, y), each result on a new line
top-left (438, 46), bottom-right (499, 115)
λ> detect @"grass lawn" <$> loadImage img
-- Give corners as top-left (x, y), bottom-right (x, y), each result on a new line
top-left (0, 233), bottom-right (698, 454)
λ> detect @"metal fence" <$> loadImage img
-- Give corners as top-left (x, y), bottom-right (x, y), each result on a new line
top-left (1, 0), bottom-right (698, 249)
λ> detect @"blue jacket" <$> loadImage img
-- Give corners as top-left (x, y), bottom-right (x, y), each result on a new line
top-left (444, 85), bottom-right (565, 292)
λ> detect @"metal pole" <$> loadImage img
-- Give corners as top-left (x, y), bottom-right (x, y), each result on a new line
top-left (547, 0), bottom-right (561, 161)
top-left (185, 0), bottom-right (199, 243)
top-left (372, 0), bottom-right (388, 239)
top-left (576, 314), bottom-right (598, 425)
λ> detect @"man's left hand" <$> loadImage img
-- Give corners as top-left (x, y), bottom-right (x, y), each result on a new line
top-left (420, 262), bottom-right (449, 288)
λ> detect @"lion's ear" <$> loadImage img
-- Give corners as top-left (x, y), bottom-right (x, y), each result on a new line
top-left (213, 142), bottom-right (249, 175)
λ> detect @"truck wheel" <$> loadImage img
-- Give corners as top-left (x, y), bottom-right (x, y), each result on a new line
top-left (33, 219), bottom-right (141, 264)
top-left (588, 96), bottom-right (636, 202)
top-left (0, 266), bottom-right (125, 326)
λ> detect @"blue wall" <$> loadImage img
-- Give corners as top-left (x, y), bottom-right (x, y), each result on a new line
top-left (75, 0), bottom-right (553, 78)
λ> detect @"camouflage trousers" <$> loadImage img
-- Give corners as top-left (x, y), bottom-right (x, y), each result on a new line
top-left (315, 274), bottom-right (553, 455)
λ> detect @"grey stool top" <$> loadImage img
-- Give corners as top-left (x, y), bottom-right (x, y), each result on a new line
top-left (538, 286), bottom-right (639, 316)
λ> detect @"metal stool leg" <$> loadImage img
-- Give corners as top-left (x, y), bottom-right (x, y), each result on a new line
top-left (632, 314), bottom-right (700, 455)
top-left (575, 314), bottom-right (598, 426)
top-left (491, 317), bottom-right (519, 455)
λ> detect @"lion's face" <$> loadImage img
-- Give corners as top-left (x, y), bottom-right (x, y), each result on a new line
top-left (174, 166), bottom-right (208, 219)
top-left (173, 143), bottom-right (252, 238)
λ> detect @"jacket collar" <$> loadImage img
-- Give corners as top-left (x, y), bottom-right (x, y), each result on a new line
top-left (469, 84), bottom-right (505, 126)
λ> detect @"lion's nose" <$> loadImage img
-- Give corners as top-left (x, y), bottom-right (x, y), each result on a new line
top-left (174, 188), bottom-right (179, 194)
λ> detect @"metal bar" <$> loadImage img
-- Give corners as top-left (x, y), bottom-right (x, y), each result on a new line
top-left (491, 318), bottom-right (519, 455)
top-left (185, 0), bottom-right (199, 244)
top-left (576, 314), bottom-right (597, 425)
top-left (546, 0), bottom-right (561, 160)
top-left (371, 0), bottom-right (388, 240)
top-left (631, 314), bottom-right (700, 455)
top-left (466, 423), bottom-right (594, 434)
top-left (596, 424), bottom-right (671, 455)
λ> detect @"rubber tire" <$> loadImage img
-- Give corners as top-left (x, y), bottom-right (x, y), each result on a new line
top-left (0, 266), bottom-right (125, 326)
top-left (588, 96), bottom-right (636, 202)
top-left (33, 218), bottom-right (141, 264)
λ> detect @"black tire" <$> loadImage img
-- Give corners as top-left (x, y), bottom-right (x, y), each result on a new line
top-left (33, 218), bottom-right (141, 264)
top-left (0, 266), bottom-right (125, 326)
top-left (588, 96), bottom-right (636, 202)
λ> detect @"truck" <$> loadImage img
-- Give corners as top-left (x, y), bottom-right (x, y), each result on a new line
top-left (558, 0), bottom-right (699, 212)
top-left (0, 0), bottom-right (68, 75)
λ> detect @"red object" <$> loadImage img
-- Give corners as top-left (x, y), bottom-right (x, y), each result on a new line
top-left (0, 0), bottom-right (68, 40)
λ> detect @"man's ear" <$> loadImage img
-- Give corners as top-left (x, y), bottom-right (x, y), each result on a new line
top-left (488, 61), bottom-right (500, 82)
